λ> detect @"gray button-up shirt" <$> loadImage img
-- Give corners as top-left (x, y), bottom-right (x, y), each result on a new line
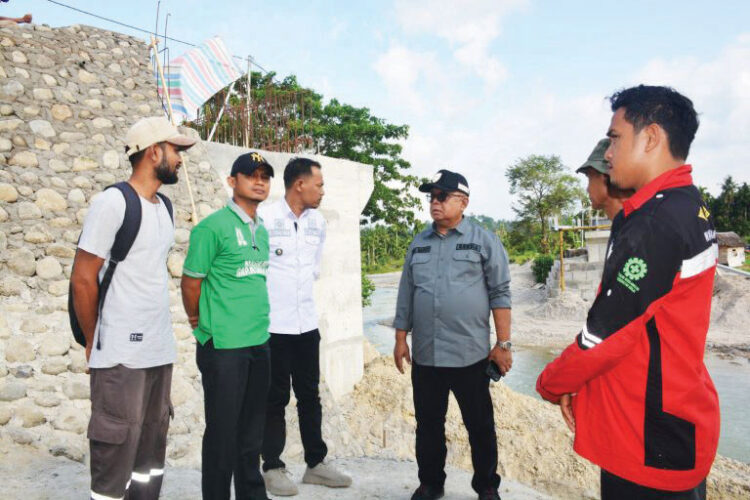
top-left (393, 217), bottom-right (511, 367)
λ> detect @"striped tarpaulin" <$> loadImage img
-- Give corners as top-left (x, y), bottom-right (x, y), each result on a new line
top-left (157, 37), bottom-right (242, 122)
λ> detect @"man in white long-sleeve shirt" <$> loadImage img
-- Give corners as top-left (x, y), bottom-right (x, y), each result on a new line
top-left (259, 157), bottom-right (351, 496)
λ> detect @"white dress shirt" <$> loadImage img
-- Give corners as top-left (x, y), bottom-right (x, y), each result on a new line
top-left (259, 198), bottom-right (326, 334)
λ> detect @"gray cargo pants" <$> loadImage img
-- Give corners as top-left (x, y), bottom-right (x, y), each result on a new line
top-left (88, 363), bottom-right (173, 500)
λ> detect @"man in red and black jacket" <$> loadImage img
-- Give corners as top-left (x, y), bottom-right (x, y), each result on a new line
top-left (537, 85), bottom-right (719, 500)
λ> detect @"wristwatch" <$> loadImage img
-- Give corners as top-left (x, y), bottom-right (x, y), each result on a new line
top-left (495, 340), bottom-right (512, 351)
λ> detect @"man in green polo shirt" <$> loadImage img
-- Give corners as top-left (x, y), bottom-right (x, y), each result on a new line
top-left (181, 152), bottom-right (275, 500)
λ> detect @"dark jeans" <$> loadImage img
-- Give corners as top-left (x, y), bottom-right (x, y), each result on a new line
top-left (262, 329), bottom-right (328, 471)
top-left (412, 359), bottom-right (500, 494)
top-left (601, 470), bottom-right (707, 500)
top-left (197, 339), bottom-right (271, 500)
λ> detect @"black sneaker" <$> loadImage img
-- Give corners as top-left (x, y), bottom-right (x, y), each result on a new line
top-left (411, 483), bottom-right (445, 500)
top-left (478, 488), bottom-right (501, 500)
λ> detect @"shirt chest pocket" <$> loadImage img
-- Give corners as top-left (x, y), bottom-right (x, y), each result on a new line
top-left (410, 252), bottom-right (433, 285)
top-left (451, 251), bottom-right (483, 283)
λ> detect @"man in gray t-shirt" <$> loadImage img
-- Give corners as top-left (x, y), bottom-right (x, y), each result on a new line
top-left (71, 116), bottom-right (195, 500)
top-left (393, 169), bottom-right (512, 500)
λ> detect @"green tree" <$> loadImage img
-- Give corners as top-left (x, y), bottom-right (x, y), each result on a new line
top-left (505, 155), bottom-right (584, 253)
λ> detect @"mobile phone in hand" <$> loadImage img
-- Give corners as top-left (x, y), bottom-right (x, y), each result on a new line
top-left (486, 360), bottom-right (503, 381)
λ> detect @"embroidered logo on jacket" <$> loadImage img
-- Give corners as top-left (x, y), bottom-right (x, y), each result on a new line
top-left (617, 257), bottom-right (648, 292)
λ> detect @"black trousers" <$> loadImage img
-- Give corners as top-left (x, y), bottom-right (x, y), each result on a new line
top-left (262, 329), bottom-right (328, 471)
top-left (412, 359), bottom-right (500, 494)
top-left (197, 339), bottom-right (271, 500)
top-left (601, 470), bottom-right (706, 500)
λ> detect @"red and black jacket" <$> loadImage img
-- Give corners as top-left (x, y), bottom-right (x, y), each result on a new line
top-left (536, 165), bottom-right (720, 491)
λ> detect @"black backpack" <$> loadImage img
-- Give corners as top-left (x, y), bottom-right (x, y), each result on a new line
top-left (68, 182), bottom-right (174, 349)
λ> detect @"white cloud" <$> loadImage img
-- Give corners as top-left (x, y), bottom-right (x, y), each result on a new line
top-left (372, 44), bottom-right (441, 113)
top-left (632, 33), bottom-right (750, 193)
top-left (393, 0), bottom-right (526, 85)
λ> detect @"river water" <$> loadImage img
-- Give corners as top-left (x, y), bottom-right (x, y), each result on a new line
top-left (363, 280), bottom-right (750, 464)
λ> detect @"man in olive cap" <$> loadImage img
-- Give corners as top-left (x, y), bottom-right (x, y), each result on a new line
top-left (393, 170), bottom-right (512, 500)
top-left (576, 138), bottom-right (633, 221)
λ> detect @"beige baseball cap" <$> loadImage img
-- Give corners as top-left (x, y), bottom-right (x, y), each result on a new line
top-left (124, 116), bottom-right (197, 157)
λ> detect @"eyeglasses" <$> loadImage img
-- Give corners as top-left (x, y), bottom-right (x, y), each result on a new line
top-left (426, 191), bottom-right (463, 203)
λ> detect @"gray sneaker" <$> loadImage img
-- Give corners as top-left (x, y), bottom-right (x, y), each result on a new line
top-left (302, 461), bottom-right (352, 488)
top-left (263, 468), bottom-right (299, 496)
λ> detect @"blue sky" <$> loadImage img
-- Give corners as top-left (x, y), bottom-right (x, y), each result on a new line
top-left (23, 0), bottom-right (750, 219)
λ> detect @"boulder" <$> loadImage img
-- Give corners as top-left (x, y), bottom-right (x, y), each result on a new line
top-left (17, 201), bottom-right (42, 220)
top-left (9, 151), bottom-right (39, 167)
top-left (0, 381), bottom-right (27, 401)
top-left (35, 188), bottom-right (68, 211)
top-left (41, 357), bottom-right (69, 375)
top-left (29, 119), bottom-right (56, 138)
top-left (7, 248), bottom-right (36, 276)
top-left (0, 182), bottom-right (18, 202)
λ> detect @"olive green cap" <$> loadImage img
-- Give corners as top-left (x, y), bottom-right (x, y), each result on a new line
top-left (576, 138), bottom-right (610, 175)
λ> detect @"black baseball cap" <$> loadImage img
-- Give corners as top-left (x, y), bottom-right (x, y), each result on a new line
top-left (419, 169), bottom-right (470, 196)
top-left (230, 152), bottom-right (275, 177)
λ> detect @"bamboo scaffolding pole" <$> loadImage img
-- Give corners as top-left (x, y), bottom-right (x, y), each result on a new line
top-left (150, 36), bottom-right (199, 225)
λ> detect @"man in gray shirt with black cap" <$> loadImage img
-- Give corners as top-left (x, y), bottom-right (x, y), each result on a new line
top-left (393, 169), bottom-right (512, 500)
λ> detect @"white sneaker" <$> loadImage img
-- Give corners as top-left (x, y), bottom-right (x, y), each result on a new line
top-left (263, 468), bottom-right (299, 496)
top-left (302, 461), bottom-right (352, 488)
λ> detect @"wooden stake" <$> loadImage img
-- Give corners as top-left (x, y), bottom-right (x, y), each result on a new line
top-left (150, 36), bottom-right (199, 225)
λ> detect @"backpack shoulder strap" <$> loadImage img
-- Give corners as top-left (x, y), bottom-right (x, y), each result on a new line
top-left (106, 182), bottom-right (142, 263)
top-left (155, 191), bottom-right (174, 226)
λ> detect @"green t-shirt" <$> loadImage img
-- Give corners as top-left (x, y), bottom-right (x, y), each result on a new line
top-left (183, 201), bottom-right (270, 348)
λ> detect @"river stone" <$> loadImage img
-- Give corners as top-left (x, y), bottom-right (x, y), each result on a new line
top-left (11, 50), bottom-right (27, 64)
top-left (0, 118), bottom-right (22, 131)
top-left (24, 225), bottom-right (54, 244)
top-left (48, 280), bottom-right (69, 297)
top-left (21, 317), bottom-right (47, 333)
top-left (136, 104), bottom-right (151, 114)
top-left (9, 151), bottom-right (38, 167)
top-left (83, 98), bottom-right (102, 109)
top-left (68, 188), bottom-right (86, 204)
top-left (0, 381), bottom-right (27, 401)
top-left (12, 135), bottom-right (26, 147)
top-left (68, 350), bottom-right (87, 374)
top-left (42, 74), bottom-right (57, 86)
top-left (39, 333), bottom-right (70, 357)
top-left (175, 228), bottom-right (190, 244)
top-left (72, 176), bottom-right (92, 189)
top-left (73, 157), bottom-right (97, 171)
top-left (35, 188), bottom-right (68, 211)
top-left (46, 243), bottom-right (76, 259)
top-left (100, 149), bottom-right (119, 169)
top-left (0, 182), bottom-right (18, 202)
top-left (123, 77), bottom-right (135, 89)
top-left (53, 406), bottom-right (87, 433)
top-left (0, 406), bottom-right (11, 425)
top-left (2, 80), bottom-right (24, 99)
top-left (19, 404), bottom-right (46, 428)
top-left (32, 54), bottom-right (55, 68)
top-left (103, 87), bottom-right (123, 97)
top-left (8, 248), bottom-right (36, 276)
top-left (63, 378), bottom-right (90, 400)
top-left (8, 428), bottom-right (34, 445)
top-left (108, 62), bottom-right (122, 74)
top-left (92, 117), bottom-right (113, 129)
top-left (78, 69), bottom-right (97, 83)
top-left (17, 186), bottom-right (32, 197)
top-left (49, 159), bottom-right (69, 172)
top-left (0, 276), bottom-right (25, 296)
top-left (0, 137), bottom-right (11, 151)
top-left (36, 256), bottom-right (63, 279)
top-left (29, 119), bottom-right (56, 138)
top-left (49, 216), bottom-right (72, 227)
top-left (109, 101), bottom-right (128, 112)
top-left (59, 132), bottom-right (86, 142)
top-left (34, 392), bottom-right (62, 407)
top-left (33, 88), bottom-right (54, 100)
top-left (11, 365), bottom-right (34, 379)
top-left (167, 253), bottom-right (184, 278)
top-left (51, 104), bottom-right (72, 121)
top-left (170, 377), bottom-right (195, 407)
top-left (49, 435), bottom-right (86, 463)
top-left (0, 230), bottom-right (5, 250)
top-left (17, 201), bottom-right (41, 220)
top-left (34, 137), bottom-right (51, 150)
